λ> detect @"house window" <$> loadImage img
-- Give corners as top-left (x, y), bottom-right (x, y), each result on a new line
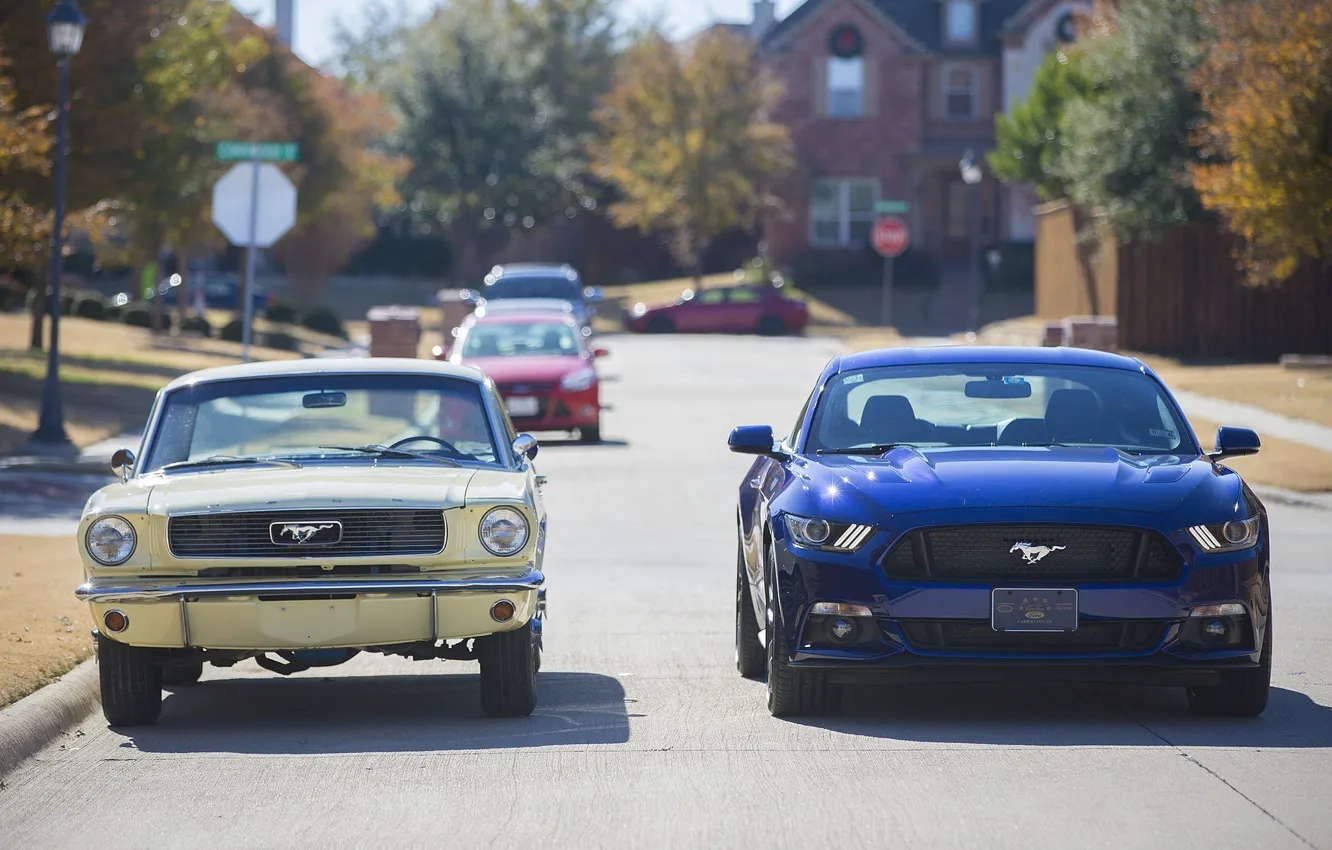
top-left (827, 57), bottom-right (865, 118)
top-left (944, 65), bottom-right (978, 119)
top-left (811, 178), bottom-right (879, 247)
top-left (945, 0), bottom-right (977, 44)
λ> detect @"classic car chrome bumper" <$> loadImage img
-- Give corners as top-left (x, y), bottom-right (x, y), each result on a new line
top-left (75, 569), bottom-right (545, 603)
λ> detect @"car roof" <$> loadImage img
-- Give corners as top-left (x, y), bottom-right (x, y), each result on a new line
top-left (163, 357), bottom-right (488, 391)
top-left (466, 310), bottom-right (579, 326)
top-left (477, 298), bottom-right (575, 313)
top-left (836, 345), bottom-right (1148, 373)
top-left (492, 263), bottom-right (579, 279)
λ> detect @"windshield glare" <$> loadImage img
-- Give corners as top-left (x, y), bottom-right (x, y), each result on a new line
top-left (806, 364), bottom-right (1193, 455)
top-left (142, 375), bottom-right (502, 473)
top-left (460, 322), bottom-right (581, 358)
top-left (485, 276), bottom-right (580, 301)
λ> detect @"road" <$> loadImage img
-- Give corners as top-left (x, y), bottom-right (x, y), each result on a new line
top-left (2, 335), bottom-right (1331, 849)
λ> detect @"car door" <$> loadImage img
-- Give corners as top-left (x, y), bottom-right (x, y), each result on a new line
top-left (721, 287), bottom-right (765, 333)
top-left (676, 288), bottom-right (729, 333)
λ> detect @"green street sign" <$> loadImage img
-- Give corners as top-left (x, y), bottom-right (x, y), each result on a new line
top-left (215, 141), bottom-right (300, 162)
top-left (874, 200), bottom-right (910, 215)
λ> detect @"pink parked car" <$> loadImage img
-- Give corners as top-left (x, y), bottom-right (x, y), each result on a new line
top-left (626, 285), bottom-right (809, 336)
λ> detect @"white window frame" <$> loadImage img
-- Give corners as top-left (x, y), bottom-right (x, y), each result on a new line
top-left (826, 56), bottom-right (866, 118)
top-left (943, 63), bottom-right (978, 120)
top-left (810, 178), bottom-right (880, 248)
top-left (944, 0), bottom-right (978, 45)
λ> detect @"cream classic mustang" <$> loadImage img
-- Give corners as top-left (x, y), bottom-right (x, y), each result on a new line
top-left (76, 358), bottom-right (547, 725)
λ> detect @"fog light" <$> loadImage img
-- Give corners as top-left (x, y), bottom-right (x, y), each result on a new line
top-left (102, 610), bottom-right (129, 633)
top-left (830, 618), bottom-right (856, 641)
top-left (1204, 619), bottom-right (1228, 640)
top-left (490, 600), bottom-right (516, 622)
top-left (581, 406), bottom-right (596, 417)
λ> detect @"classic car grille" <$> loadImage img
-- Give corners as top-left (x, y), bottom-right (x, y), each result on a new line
top-left (880, 525), bottom-right (1182, 582)
top-left (899, 619), bottom-right (1165, 654)
top-left (168, 510), bottom-right (445, 559)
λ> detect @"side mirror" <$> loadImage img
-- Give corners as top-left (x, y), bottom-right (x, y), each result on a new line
top-left (110, 448), bottom-right (135, 482)
top-left (592, 346), bottom-right (609, 359)
top-left (1210, 426), bottom-right (1260, 461)
top-left (512, 433), bottom-right (539, 462)
top-left (728, 425), bottom-right (784, 457)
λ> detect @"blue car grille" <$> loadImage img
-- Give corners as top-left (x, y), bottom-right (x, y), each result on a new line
top-left (168, 510), bottom-right (446, 559)
top-left (899, 619), bottom-right (1166, 654)
top-left (881, 525), bottom-right (1182, 582)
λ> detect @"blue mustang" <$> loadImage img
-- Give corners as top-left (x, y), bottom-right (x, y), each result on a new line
top-left (730, 346), bottom-right (1271, 718)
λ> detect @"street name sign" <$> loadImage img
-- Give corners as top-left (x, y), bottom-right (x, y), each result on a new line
top-left (216, 141), bottom-right (300, 162)
top-left (874, 200), bottom-right (911, 215)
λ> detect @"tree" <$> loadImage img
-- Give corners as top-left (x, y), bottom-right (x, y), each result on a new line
top-left (989, 48), bottom-right (1091, 202)
top-left (1056, 0), bottom-right (1209, 242)
top-left (0, 43), bottom-right (53, 279)
top-left (1191, 0), bottom-right (1332, 283)
top-left (590, 30), bottom-right (793, 284)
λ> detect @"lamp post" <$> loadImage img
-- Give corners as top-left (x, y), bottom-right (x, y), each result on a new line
top-left (959, 149), bottom-right (984, 335)
top-left (26, 0), bottom-right (86, 457)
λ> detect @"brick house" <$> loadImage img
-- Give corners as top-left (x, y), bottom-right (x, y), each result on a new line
top-left (735, 0), bottom-right (1088, 282)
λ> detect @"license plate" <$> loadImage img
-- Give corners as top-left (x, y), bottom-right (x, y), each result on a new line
top-left (506, 396), bottom-right (539, 417)
top-left (991, 588), bottom-right (1078, 632)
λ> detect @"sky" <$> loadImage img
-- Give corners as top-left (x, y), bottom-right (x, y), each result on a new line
top-left (233, 0), bottom-right (806, 69)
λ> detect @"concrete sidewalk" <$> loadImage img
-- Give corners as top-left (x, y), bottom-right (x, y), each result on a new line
top-left (1172, 390), bottom-right (1332, 452)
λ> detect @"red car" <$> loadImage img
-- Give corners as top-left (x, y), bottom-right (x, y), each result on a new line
top-left (626, 284), bottom-right (809, 335)
top-left (443, 309), bottom-right (608, 443)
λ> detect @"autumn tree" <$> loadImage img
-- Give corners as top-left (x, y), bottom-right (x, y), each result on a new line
top-left (591, 30), bottom-right (793, 284)
top-left (0, 43), bottom-right (53, 281)
top-left (1191, 0), bottom-right (1332, 283)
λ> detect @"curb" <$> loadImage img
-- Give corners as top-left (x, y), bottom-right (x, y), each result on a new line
top-left (0, 658), bottom-right (99, 780)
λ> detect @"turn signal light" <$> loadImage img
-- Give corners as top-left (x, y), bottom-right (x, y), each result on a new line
top-left (102, 610), bottom-right (129, 633)
top-left (490, 600), bottom-right (516, 622)
top-left (1188, 603), bottom-right (1246, 617)
top-left (810, 602), bottom-right (873, 618)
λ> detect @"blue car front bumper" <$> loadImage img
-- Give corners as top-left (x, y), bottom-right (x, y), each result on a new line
top-left (769, 517), bottom-right (1269, 688)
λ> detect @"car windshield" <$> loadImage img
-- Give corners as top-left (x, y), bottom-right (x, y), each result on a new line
top-left (484, 275), bottom-right (581, 302)
top-left (460, 322), bottom-right (581, 358)
top-left (141, 374), bottom-right (502, 473)
top-left (806, 363), bottom-right (1194, 455)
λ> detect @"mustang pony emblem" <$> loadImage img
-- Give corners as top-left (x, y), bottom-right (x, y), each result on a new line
top-left (1010, 541), bottom-right (1067, 564)
top-left (276, 523), bottom-right (338, 545)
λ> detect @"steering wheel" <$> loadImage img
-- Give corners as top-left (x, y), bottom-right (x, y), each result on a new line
top-left (389, 435), bottom-right (462, 454)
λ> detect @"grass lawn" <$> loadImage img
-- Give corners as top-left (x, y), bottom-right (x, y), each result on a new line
top-left (0, 536), bottom-right (93, 708)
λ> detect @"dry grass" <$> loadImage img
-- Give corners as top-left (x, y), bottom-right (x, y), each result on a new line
top-left (1188, 416), bottom-right (1332, 493)
top-left (1142, 356), bottom-right (1332, 429)
top-left (0, 536), bottom-right (93, 708)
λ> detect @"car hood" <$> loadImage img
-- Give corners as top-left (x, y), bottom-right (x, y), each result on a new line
top-left (84, 465), bottom-right (496, 518)
top-left (459, 355), bottom-right (589, 384)
top-left (796, 447), bottom-right (1235, 518)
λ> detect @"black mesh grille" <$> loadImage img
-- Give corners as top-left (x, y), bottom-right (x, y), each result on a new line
top-left (899, 619), bottom-right (1165, 654)
top-left (881, 525), bottom-right (1182, 582)
top-left (169, 510), bottom-right (445, 559)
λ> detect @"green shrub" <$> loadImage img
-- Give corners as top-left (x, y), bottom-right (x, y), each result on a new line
top-left (263, 331), bottom-right (301, 352)
top-left (180, 316), bottom-right (214, 338)
top-left (220, 318), bottom-right (244, 342)
top-left (123, 306), bottom-right (153, 328)
top-left (300, 306), bottom-right (345, 338)
top-left (265, 299), bottom-right (300, 324)
top-left (74, 295), bottom-right (107, 320)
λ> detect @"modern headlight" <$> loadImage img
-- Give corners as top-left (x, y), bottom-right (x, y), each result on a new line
top-left (560, 367), bottom-right (597, 392)
top-left (479, 507), bottom-right (530, 556)
top-left (1186, 515), bottom-right (1260, 553)
top-left (783, 514), bottom-right (875, 553)
top-left (86, 516), bottom-right (136, 565)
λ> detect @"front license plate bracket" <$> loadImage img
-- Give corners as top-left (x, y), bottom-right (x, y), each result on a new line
top-left (991, 588), bottom-right (1078, 632)
top-left (506, 396), bottom-right (539, 417)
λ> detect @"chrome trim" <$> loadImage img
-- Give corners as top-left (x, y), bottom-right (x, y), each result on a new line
top-left (179, 597), bottom-right (191, 647)
top-left (166, 504), bottom-right (460, 518)
top-left (429, 590), bottom-right (438, 642)
top-left (167, 509), bottom-right (449, 560)
top-left (75, 570), bottom-right (545, 603)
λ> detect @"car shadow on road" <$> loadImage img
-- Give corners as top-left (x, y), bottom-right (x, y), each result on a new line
top-left (123, 671), bottom-right (630, 755)
top-left (787, 684), bottom-right (1332, 748)
top-left (536, 438), bottom-right (631, 450)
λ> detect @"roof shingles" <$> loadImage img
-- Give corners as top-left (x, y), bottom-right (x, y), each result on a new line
top-left (761, 0), bottom-right (1031, 56)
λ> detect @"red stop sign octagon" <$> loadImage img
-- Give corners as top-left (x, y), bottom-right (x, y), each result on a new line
top-left (872, 217), bottom-right (910, 258)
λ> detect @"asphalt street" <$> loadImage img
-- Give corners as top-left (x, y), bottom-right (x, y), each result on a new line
top-left (2, 335), bottom-right (1331, 849)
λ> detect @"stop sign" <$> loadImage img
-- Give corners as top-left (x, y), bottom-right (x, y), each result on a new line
top-left (211, 163), bottom-right (298, 248)
top-left (872, 217), bottom-right (909, 258)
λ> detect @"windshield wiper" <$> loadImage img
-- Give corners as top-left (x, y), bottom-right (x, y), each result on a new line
top-left (162, 456), bottom-right (299, 472)
top-left (816, 444), bottom-right (907, 456)
top-left (318, 445), bottom-right (462, 468)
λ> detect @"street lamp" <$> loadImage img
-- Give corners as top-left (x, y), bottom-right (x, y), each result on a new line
top-left (959, 149), bottom-right (984, 335)
top-left (27, 0), bottom-right (86, 457)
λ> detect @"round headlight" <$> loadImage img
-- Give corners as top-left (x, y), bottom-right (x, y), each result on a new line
top-left (86, 516), bottom-right (136, 565)
top-left (800, 518), bottom-right (831, 544)
top-left (480, 507), bottom-right (529, 557)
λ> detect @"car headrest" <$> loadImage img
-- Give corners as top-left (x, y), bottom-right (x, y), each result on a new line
top-left (861, 395), bottom-right (917, 425)
top-left (1046, 389), bottom-right (1102, 441)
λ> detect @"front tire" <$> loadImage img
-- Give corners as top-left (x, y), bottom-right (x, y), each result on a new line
top-left (756, 316), bottom-right (785, 336)
top-left (1187, 608), bottom-right (1272, 718)
top-left (579, 424), bottom-right (602, 444)
top-left (736, 539), bottom-right (764, 680)
top-left (97, 634), bottom-right (162, 727)
top-left (645, 315), bottom-right (674, 334)
top-left (477, 620), bottom-right (539, 718)
top-left (765, 542), bottom-right (840, 717)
